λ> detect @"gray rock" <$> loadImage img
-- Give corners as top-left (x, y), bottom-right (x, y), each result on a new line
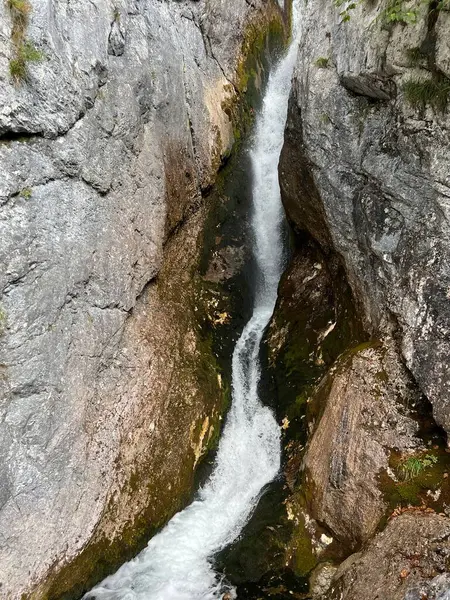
top-left (280, 0), bottom-right (450, 433)
top-left (0, 0), bottom-right (284, 596)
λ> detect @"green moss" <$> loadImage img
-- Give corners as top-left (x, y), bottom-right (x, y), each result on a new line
top-left (20, 187), bottom-right (32, 199)
top-left (225, 7), bottom-right (287, 155)
top-left (403, 76), bottom-right (450, 112)
top-left (291, 519), bottom-right (317, 576)
top-left (315, 56), bottom-right (329, 68)
top-left (378, 447), bottom-right (450, 527)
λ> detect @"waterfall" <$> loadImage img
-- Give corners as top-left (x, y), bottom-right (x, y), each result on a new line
top-left (86, 5), bottom-right (300, 599)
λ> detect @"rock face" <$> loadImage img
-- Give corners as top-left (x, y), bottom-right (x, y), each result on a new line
top-left (280, 0), bottom-right (450, 432)
top-left (328, 513), bottom-right (450, 600)
top-left (303, 341), bottom-right (423, 550)
top-left (0, 0), bottom-right (285, 597)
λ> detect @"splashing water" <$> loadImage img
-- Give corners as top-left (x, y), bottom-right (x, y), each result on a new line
top-left (86, 6), bottom-right (301, 600)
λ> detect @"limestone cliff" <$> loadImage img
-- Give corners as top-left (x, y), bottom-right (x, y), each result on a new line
top-left (273, 0), bottom-right (450, 596)
top-left (280, 0), bottom-right (450, 432)
top-left (0, 0), bottom-right (285, 597)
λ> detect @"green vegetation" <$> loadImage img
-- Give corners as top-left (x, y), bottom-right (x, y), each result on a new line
top-left (403, 76), bottom-right (450, 112)
top-left (9, 57), bottom-right (26, 80)
top-left (9, 39), bottom-right (43, 82)
top-left (7, 0), bottom-right (31, 25)
top-left (0, 306), bottom-right (6, 335)
top-left (381, 0), bottom-right (418, 24)
top-left (19, 187), bottom-right (32, 199)
top-left (334, 0), bottom-right (358, 22)
top-left (21, 39), bottom-right (42, 61)
top-left (399, 453), bottom-right (438, 480)
top-left (335, 0), bottom-right (449, 24)
top-left (6, 0), bottom-right (43, 83)
top-left (315, 56), bottom-right (329, 68)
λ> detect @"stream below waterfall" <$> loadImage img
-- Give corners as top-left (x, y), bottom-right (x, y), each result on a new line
top-left (85, 5), bottom-right (301, 599)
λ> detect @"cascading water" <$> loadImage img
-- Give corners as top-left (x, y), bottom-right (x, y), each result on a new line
top-left (86, 6), bottom-right (301, 600)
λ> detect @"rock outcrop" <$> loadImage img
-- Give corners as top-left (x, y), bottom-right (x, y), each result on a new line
top-left (280, 0), bottom-right (450, 432)
top-left (275, 1), bottom-right (450, 594)
top-left (328, 512), bottom-right (450, 600)
top-left (0, 0), bottom-right (285, 597)
top-left (303, 341), bottom-right (423, 550)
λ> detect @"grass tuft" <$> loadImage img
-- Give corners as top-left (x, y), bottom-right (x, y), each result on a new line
top-left (403, 77), bottom-right (450, 112)
top-left (20, 187), bottom-right (32, 199)
top-left (9, 57), bottom-right (26, 80)
top-left (9, 39), bottom-right (43, 82)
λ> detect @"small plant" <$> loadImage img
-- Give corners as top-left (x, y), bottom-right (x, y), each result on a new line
top-left (20, 187), bottom-right (32, 199)
top-left (112, 7), bottom-right (120, 21)
top-left (403, 77), bottom-right (450, 112)
top-left (334, 0), bottom-right (358, 21)
top-left (9, 57), bottom-right (26, 80)
top-left (319, 112), bottom-right (331, 123)
top-left (7, 0), bottom-right (31, 46)
top-left (399, 454), bottom-right (438, 481)
top-left (8, 0), bottom-right (31, 11)
top-left (382, 0), bottom-right (418, 24)
top-left (315, 56), bottom-right (329, 68)
top-left (9, 39), bottom-right (43, 82)
top-left (21, 39), bottom-right (42, 61)
top-left (0, 306), bottom-right (6, 335)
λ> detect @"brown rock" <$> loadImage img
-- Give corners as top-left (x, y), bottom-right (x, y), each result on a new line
top-left (303, 340), bottom-right (423, 550)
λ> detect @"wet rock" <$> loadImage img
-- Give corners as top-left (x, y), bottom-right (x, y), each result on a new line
top-left (328, 513), bottom-right (450, 600)
top-left (204, 245), bottom-right (246, 283)
top-left (303, 340), bottom-right (423, 550)
top-left (267, 238), bottom-right (364, 442)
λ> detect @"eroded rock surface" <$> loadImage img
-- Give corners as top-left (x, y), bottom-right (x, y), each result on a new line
top-left (303, 341), bottom-right (423, 550)
top-left (280, 0), bottom-right (450, 432)
top-left (328, 513), bottom-right (450, 600)
top-left (0, 0), bottom-right (285, 597)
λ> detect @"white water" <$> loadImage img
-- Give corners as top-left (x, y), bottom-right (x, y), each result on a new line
top-left (86, 8), bottom-right (300, 600)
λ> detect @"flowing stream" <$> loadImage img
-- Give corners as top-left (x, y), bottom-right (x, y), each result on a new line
top-left (86, 6), bottom-right (300, 599)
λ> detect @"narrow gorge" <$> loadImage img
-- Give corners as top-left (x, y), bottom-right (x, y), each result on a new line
top-left (0, 0), bottom-right (449, 599)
